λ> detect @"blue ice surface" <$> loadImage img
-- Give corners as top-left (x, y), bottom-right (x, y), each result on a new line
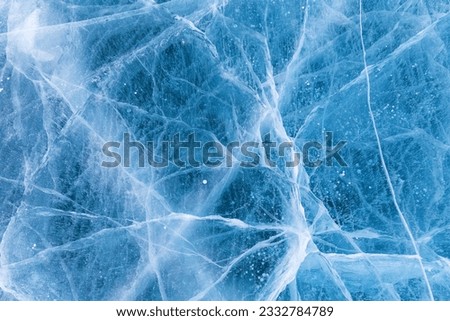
top-left (0, 0), bottom-right (449, 301)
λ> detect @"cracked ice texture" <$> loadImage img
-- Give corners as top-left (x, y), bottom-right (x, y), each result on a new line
top-left (0, 0), bottom-right (449, 301)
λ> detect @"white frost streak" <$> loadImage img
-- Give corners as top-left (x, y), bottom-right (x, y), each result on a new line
top-left (358, 0), bottom-right (435, 301)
